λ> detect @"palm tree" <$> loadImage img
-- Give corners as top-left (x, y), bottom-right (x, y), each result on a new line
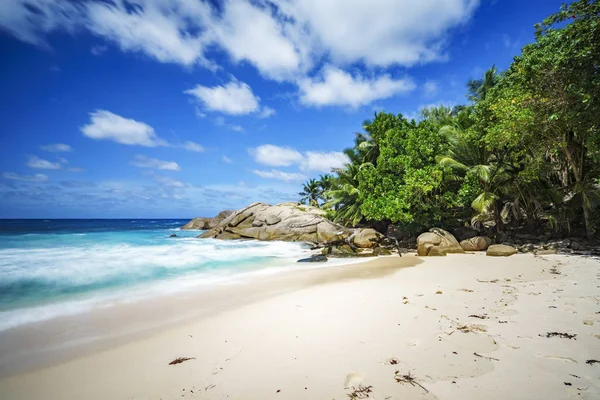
top-left (420, 105), bottom-right (454, 126)
top-left (436, 124), bottom-right (510, 232)
top-left (298, 179), bottom-right (321, 207)
top-left (467, 65), bottom-right (499, 103)
top-left (317, 174), bottom-right (335, 193)
top-left (343, 131), bottom-right (378, 166)
top-left (323, 164), bottom-right (364, 226)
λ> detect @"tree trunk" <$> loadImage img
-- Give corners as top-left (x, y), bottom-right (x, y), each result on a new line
top-left (582, 201), bottom-right (593, 239)
top-left (495, 201), bottom-right (504, 233)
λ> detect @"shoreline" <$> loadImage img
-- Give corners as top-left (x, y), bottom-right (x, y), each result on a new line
top-left (1, 253), bottom-right (599, 399)
top-left (0, 255), bottom-right (418, 378)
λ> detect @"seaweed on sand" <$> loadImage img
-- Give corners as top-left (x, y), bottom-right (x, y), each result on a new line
top-left (394, 371), bottom-right (429, 393)
top-left (346, 384), bottom-right (373, 399)
top-left (539, 332), bottom-right (577, 339)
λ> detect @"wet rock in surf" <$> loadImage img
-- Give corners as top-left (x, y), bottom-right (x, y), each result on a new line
top-left (297, 255), bottom-right (328, 263)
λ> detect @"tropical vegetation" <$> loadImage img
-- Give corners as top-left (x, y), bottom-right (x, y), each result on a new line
top-left (299, 0), bottom-right (600, 239)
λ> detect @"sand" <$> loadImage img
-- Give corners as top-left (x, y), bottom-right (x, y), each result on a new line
top-left (0, 253), bottom-right (599, 399)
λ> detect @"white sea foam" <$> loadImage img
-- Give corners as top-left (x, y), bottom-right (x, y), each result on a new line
top-left (0, 238), bottom-right (318, 331)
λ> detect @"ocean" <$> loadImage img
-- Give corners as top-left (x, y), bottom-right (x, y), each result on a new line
top-left (0, 219), bottom-right (317, 332)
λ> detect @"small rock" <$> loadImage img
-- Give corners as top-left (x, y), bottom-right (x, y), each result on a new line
top-left (169, 233), bottom-right (177, 238)
top-left (373, 247), bottom-right (392, 256)
top-left (486, 244), bottom-right (517, 257)
top-left (297, 255), bottom-right (328, 263)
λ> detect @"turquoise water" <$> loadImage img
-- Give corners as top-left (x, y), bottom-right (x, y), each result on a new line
top-left (0, 219), bottom-right (313, 331)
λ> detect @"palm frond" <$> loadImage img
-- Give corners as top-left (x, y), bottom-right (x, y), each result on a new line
top-left (471, 191), bottom-right (499, 213)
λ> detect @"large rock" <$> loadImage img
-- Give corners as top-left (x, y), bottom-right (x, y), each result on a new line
top-left (460, 236), bottom-right (492, 251)
top-left (181, 210), bottom-right (234, 230)
top-left (455, 227), bottom-right (479, 242)
top-left (417, 228), bottom-right (464, 256)
top-left (353, 228), bottom-right (383, 248)
top-left (486, 244), bottom-right (517, 257)
top-left (195, 202), bottom-right (350, 244)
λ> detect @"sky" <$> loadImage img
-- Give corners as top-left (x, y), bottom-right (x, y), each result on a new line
top-left (0, 0), bottom-right (568, 218)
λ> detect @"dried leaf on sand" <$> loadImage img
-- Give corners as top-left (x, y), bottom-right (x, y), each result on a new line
top-left (169, 357), bottom-right (196, 365)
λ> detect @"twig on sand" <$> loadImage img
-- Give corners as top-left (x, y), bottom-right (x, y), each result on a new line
top-left (469, 314), bottom-right (489, 319)
top-left (225, 347), bottom-right (243, 362)
top-left (394, 371), bottom-right (429, 393)
top-left (346, 384), bottom-right (373, 399)
top-left (169, 357), bottom-right (196, 365)
top-left (586, 359), bottom-right (599, 365)
top-left (539, 332), bottom-right (577, 340)
top-left (457, 324), bottom-right (488, 333)
top-left (474, 352), bottom-right (499, 361)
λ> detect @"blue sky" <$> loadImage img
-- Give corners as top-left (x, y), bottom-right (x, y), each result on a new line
top-left (0, 0), bottom-right (567, 218)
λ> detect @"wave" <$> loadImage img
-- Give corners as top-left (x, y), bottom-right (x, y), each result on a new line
top-left (0, 238), bottom-right (315, 329)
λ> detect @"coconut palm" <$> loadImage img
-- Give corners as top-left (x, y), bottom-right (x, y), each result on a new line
top-left (323, 163), bottom-right (364, 227)
top-left (467, 65), bottom-right (499, 103)
top-left (298, 179), bottom-right (321, 207)
top-left (317, 174), bottom-right (335, 193)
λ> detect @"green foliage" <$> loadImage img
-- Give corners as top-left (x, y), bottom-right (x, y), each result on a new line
top-left (298, 1), bottom-right (600, 236)
top-left (357, 116), bottom-right (459, 232)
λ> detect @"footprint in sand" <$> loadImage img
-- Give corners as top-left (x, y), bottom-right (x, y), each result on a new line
top-left (344, 372), bottom-right (364, 387)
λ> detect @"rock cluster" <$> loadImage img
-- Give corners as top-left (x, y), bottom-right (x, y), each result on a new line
top-left (196, 202), bottom-right (352, 244)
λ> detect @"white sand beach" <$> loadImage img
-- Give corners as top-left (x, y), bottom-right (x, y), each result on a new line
top-left (0, 253), bottom-right (599, 400)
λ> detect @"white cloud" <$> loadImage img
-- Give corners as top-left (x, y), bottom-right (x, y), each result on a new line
top-left (182, 141), bottom-right (205, 152)
top-left (40, 143), bottom-right (72, 152)
top-left (212, 0), bottom-right (304, 81)
top-left (258, 106), bottom-right (276, 119)
top-left (3, 172), bottom-right (49, 182)
top-left (26, 156), bottom-right (62, 170)
top-left (152, 173), bottom-right (187, 188)
top-left (81, 110), bottom-right (168, 147)
top-left (250, 145), bottom-right (303, 167)
top-left (276, 0), bottom-right (479, 67)
top-left (85, 0), bottom-right (208, 67)
top-left (131, 155), bottom-right (180, 171)
top-left (300, 151), bottom-right (349, 172)
top-left (184, 80), bottom-right (260, 115)
top-left (250, 145), bottom-right (349, 175)
top-left (0, 0), bottom-right (479, 82)
top-left (252, 169), bottom-right (306, 182)
top-left (0, 0), bottom-right (80, 47)
top-left (298, 66), bottom-right (415, 108)
top-left (222, 156), bottom-right (233, 164)
top-left (423, 80), bottom-right (439, 97)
